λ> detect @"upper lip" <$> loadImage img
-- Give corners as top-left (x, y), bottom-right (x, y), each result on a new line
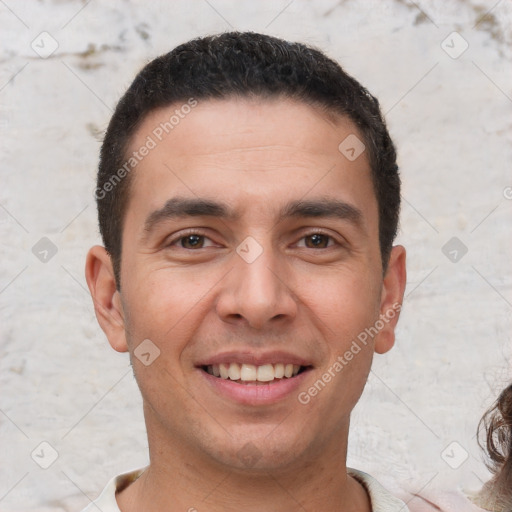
top-left (196, 350), bottom-right (313, 367)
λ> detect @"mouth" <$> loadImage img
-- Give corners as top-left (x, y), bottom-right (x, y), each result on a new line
top-left (201, 362), bottom-right (311, 385)
top-left (197, 356), bottom-right (313, 405)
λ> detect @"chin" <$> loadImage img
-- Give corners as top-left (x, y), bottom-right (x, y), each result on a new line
top-left (196, 425), bottom-right (316, 472)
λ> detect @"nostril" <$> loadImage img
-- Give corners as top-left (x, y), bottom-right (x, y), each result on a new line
top-left (225, 313), bottom-right (243, 321)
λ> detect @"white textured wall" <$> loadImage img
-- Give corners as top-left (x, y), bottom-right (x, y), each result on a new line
top-left (1, 1), bottom-right (511, 510)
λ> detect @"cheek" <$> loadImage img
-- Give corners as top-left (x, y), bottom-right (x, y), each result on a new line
top-left (304, 280), bottom-right (377, 413)
top-left (301, 268), bottom-right (381, 339)
top-left (121, 267), bottom-right (214, 358)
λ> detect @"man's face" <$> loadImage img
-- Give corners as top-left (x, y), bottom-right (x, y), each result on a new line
top-left (93, 97), bottom-right (404, 471)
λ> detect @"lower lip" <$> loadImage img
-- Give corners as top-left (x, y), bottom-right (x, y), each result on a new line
top-left (199, 369), bottom-right (310, 406)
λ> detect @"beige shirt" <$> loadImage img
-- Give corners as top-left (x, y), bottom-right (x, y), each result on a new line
top-left (396, 486), bottom-right (492, 512)
top-left (80, 467), bottom-right (410, 512)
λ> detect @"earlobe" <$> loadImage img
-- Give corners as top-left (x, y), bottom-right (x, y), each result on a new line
top-left (374, 245), bottom-right (407, 355)
top-left (85, 245), bottom-right (128, 353)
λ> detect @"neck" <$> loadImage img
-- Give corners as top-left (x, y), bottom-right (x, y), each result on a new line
top-left (116, 413), bottom-right (371, 512)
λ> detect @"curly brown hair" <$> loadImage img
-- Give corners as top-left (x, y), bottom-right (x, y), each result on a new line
top-left (475, 383), bottom-right (512, 511)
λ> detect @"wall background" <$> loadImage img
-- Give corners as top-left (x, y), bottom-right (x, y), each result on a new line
top-left (1, 0), bottom-right (511, 510)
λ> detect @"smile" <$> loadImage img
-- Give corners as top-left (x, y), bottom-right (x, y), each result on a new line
top-left (197, 351), bottom-right (313, 404)
top-left (203, 363), bottom-right (305, 384)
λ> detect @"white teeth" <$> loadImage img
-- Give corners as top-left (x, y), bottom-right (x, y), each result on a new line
top-left (228, 362), bottom-right (241, 380)
top-left (274, 363), bottom-right (284, 378)
top-left (256, 364), bottom-right (275, 382)
top-left (207, 362), bottom-right (304, 382)
top-left (219, 363), bottom-right (229, 379)
top-left (240, 364), bottom-right (257, 381)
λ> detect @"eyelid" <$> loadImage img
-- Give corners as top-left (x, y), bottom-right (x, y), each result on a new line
top-left (293, 228), bottom-right (343, 248)
top-left (164, 227), bottom-right (345, 250)
top-left (166, 228), bottom-right (217, 247)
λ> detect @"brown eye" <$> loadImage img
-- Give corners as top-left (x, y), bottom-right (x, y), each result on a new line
top-left (180, 234), bottom-right (205, 249)
top-left (303, 234), bottom-right (331, 248)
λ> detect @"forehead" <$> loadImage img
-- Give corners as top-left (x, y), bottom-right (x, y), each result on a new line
top-left (132, 97), bottom-right (359, 164)
top-left (124, 97), bottom-right (377, 230)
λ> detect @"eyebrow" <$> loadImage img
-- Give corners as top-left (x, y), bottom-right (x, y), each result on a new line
top-left (143, 197), bottom-right (237, 234)
top-left (280, 199), bottom-right (363, 227)
top-left (143, 196), bottom-right (363, 236)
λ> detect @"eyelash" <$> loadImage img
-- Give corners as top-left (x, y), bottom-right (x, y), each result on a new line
top-left (168, 229), bottom-right (216, 249)
top-left (167, 228), bottom-right (340, 249)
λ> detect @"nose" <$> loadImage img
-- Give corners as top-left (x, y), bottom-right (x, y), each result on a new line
top-left (215, 245), bottom-right (298, 330)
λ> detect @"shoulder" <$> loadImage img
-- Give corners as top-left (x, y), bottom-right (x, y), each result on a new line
top-left (348, 467), bottom-right (411, 511)
top-left (80, 467), bottom-right (147, 512)
top-left (394, 485), bottom-right (491, 512)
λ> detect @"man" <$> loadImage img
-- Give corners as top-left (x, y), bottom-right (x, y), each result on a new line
top-left (84, 31), bottom-right (408, 511)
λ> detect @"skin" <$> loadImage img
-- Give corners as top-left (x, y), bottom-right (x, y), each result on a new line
top-left (86, 97), bottom-right (406, 512)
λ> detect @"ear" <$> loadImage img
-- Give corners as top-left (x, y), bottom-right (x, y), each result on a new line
top-left (85, 245), bottom-right (128, 353)
top-left (374, 245), bottom-right (406, 355)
